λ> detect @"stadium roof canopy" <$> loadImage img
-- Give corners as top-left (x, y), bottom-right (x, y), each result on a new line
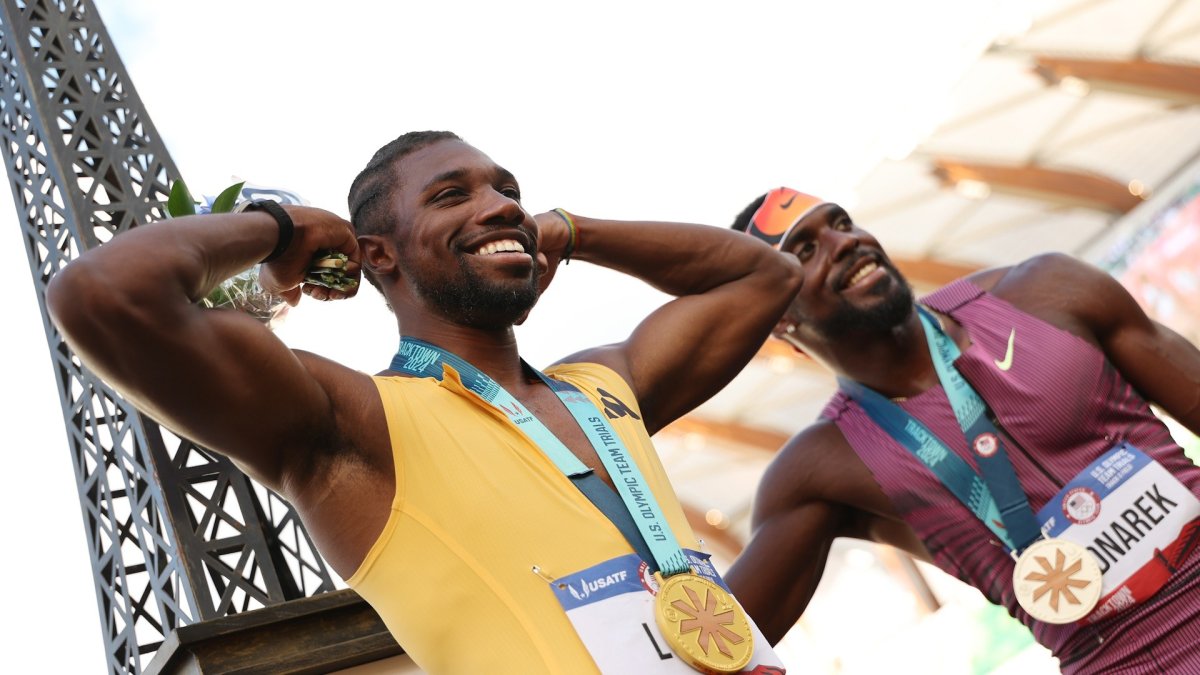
top-left (656, 2), bottom-right (1200, 668)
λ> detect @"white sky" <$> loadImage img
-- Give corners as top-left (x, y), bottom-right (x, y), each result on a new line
top-left (0, 1), bottom-right (1044, 671)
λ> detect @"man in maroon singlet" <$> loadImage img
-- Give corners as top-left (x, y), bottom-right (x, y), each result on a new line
top-left (725, 189), bottom-right (1200, 673)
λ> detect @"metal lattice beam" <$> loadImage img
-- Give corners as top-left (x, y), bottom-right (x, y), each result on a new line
top-left (0, 2), bottom-right (335, 672)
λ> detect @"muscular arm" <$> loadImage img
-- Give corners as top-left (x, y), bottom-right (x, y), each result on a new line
top-left (45, 206), bottom-right (363, 492)
top-left (1007, 254), bottom-right (1200, 435)
top-left (725, 423), bottom-right (879, 644)
top-left (546, 212), bottom-right (803, 434)
top-left (728, 499), bottom-right (849, 644)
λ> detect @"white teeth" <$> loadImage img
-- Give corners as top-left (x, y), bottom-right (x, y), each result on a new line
top-left (849, 262), bottom-right (878, 286)
top-left (474, 239), bottom-right (525, 255)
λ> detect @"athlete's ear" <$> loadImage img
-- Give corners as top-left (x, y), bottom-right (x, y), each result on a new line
top-left (358, 234), bottom-right (398, 280)
top-left (771, 320), bottom-right (809, 356)
top-left (534, 249), bottom-right (557, 297)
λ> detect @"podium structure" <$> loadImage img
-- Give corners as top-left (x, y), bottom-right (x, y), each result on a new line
top-left (0, 1), bottom-right (400, 672)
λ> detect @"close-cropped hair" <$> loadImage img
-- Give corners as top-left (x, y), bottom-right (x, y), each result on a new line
top-left (347, 130), bottom-right (463, 237)
top-left (730, 193), bottom-right (767, 232)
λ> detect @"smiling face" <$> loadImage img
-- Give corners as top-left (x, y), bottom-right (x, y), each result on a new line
top-left (773, 203), bottom-right (914, 346)
top-left (388, 139), bottom-right (543, 329)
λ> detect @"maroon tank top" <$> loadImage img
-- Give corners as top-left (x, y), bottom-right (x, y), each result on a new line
top-left (823, 279), bottom-right (1200, 671)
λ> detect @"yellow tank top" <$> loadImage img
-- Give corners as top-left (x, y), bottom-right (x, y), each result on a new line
top-left (347, 361), bottom-right (698, 674)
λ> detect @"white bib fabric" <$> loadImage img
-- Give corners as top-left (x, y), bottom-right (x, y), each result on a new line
top-left (550, 550), bottom-right (786, 673)
top-left (1037, 443), bottom-right (1200, 623)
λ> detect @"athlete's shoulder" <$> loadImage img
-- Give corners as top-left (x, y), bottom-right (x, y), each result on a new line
top-left (977, 252), bottom-right (1103, 296)
top-left (546, 359), bottom-right (646, 422)
top-left (546, 359), bottom-right (631, 392)
top-left (787, 418), bottom-right (849, 449)
top-left (955, 252), bottom-right (1076, 295)
top-left (989, 254), bottom-right (1127, 317)
top-left (767, 421), bottom-right (855, 491)
top-left (958, 253), bottom-right (1137, 343)
top-left (758, 419), bottom-right (897, 528)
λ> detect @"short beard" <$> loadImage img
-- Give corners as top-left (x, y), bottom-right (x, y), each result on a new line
top-left (811, 273), bottom-right (915, 340)
top-left (412, 255), bottom-right (541, 330)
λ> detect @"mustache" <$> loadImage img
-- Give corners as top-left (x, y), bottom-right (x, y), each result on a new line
top-left (833, 251), bottom-right (887, 289)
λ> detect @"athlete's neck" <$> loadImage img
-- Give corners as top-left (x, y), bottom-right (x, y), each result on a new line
top-left (397, 314), bottom-right (528, 389)
top-left (827, 308), bottom-right (944, 399)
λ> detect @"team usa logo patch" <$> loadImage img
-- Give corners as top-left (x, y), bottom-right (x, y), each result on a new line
top-left (1063, 486), bottom-right (1102, 525)
top-left (973, 432), bottom-right (999, 458)
top-left (638, 560), bottom-right (659, 595)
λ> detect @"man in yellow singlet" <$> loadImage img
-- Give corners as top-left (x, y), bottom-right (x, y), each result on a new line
top-left (47, 131), bottom-right (802, 673)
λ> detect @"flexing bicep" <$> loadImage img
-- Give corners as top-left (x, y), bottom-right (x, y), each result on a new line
top-left (574, 263), bottom-right (800, 435)
top-left (549, 215), bottom-right (801, 434)
top-left (47, 259), bottom-right (335, 490)
top-left (625, 291), bottom-right (793, 432)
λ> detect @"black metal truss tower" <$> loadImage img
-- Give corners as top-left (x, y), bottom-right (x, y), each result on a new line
top-left (0, 2), bottom-right (337, 672)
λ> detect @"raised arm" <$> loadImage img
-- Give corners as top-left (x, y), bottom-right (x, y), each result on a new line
top-left (541, 210), bottom-right (803, 434)
top-left (45, 205), bottom-right (363, 491)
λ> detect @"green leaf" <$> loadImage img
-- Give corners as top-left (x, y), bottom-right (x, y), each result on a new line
top-left (167, 179), bottom-right (196, 217)
top-left (211, 181), bottom-right (245, 214)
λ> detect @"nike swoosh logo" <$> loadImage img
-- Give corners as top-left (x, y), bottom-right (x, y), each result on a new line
top-left (994, 328), bottom-right (1016, 371)
top-left (779, 194), bottom-right (797, 209)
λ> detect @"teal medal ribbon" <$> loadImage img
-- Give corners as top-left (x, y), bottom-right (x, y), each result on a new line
top-left (390, 337), bottom-right (691, 576)
top-left (838, 307), bottom-right (1043, 553)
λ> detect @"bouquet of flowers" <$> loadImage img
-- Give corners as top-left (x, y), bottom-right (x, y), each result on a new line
top-left (165, 180), bottom-right (357, 329)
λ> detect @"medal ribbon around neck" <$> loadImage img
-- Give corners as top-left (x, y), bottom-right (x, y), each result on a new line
top-left (838, 306), bottom-right (1043, 553)
top-left (390, 337), bottom-right (691, 577)
top-left (842, 310), bottom-right (1103, 623)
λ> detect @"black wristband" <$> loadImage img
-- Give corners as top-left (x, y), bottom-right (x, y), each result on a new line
top-left (244, 200), bottom-right (294, 263)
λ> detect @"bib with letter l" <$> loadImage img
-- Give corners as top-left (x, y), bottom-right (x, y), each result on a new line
top-left (550, 550), bottom-right (786, 674)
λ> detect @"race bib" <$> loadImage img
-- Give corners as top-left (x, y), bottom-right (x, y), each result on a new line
top-left (1036, 442), bottom-right (1200, 623)
top-left (551, 550), bottom-right (786, 674)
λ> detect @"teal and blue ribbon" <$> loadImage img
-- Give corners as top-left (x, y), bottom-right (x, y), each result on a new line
top-left (390, 337), bottom-right (691, 576)
top-left (838, 308), bottom-right (1042, 553)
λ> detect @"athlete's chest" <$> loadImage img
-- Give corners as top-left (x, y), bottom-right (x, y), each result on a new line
top-left (899, 306), bottom-right (1119, 500)
top-left (519, 387), bottom-right (619, 490)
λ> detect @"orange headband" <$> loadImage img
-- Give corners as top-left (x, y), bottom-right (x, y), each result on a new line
top-left (746, 187), bottom-right (826, 247)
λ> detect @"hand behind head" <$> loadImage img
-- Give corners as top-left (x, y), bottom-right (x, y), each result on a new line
top-left (257, 205), bottom-right (362, 306)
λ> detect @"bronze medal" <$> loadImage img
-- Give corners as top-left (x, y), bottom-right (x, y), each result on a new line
top-left (653, 572), bottom-right (754, 674)
top-left (1012, 538), bottom-right (1103, 624)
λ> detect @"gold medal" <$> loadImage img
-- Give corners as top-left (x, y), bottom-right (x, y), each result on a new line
top-left (1012, 538), bottom-right (1103, 624)
top-left (653, 572), bottom-right (754, 674)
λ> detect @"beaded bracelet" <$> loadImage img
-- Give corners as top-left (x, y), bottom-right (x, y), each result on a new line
top-left (552, 208), bottom-right (578, 264)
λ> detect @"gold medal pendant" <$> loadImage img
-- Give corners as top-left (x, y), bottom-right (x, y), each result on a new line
top-left (1012, 538), bottom-right (1103, 624)
top-left (654, 572), bottom-right (754, 674)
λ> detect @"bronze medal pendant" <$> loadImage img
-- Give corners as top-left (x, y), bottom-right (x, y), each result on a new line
top-left (1012, 538), bottom-right (1103, 624)
top-left (654, 572), bottom-right (754, 674)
